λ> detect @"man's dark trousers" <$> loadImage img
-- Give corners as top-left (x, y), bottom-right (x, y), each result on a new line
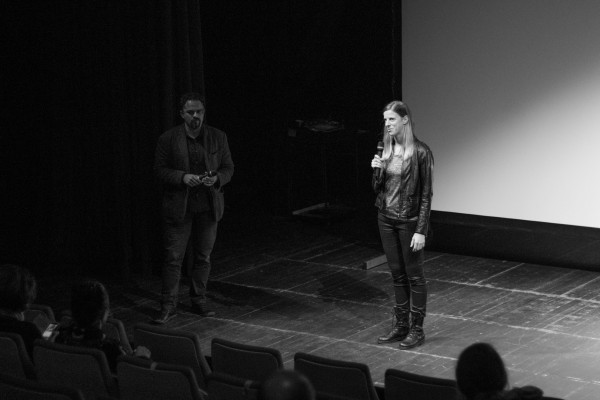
top-left (161, 210), bottom-right (218, 311)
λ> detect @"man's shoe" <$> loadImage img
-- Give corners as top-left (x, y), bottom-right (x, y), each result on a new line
top-left (152, 308), bottom-right (177, 324)
top-left (191, 303), bottom-right (215, 317)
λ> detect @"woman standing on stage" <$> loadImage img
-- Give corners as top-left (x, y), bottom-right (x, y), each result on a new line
top-left (371, 100), bottom-right (434, 349)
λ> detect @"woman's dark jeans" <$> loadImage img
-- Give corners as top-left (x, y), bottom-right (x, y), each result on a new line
top-left (378, 213), bottom-right (427, 317)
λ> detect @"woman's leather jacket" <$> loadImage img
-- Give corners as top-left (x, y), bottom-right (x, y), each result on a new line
top-left (372, 140), bottom-right (434, 235)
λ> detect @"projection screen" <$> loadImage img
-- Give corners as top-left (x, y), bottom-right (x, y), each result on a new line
top-left (402, 1), bottom-right (600, 228)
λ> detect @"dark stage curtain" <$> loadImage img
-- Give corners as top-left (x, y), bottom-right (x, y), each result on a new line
top-left (1, 1), bottom-right (205, 277)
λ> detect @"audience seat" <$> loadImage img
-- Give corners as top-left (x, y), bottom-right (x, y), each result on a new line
top-left (211, 337), bottom-right (283, 382)
top-left (384, 368), bottom-right (457, 400)
top-left (133, 322), bottom-right (211, 390)
top-left (0, 332), bottom-right (36, 380)
top-left (25, 304), bottom-right (57, 324)
top-left (294, 352), bottom-right (379, 400)
top-left (0, 371), bottom-right (85, 400)
top-left (59, 313), bottom-right (132, 353)
top-left (205, 371), bottom-right (260, 400)
top-left (314, 395), bottom-right (357, 400)
top-left (21, 313), bottom-right (556, 400)
top-left (104, 317), bottom-right (133, 354)
top-left (33, 339), bottom-right (119, 399)
top-left (24, 304), bottom-right (57, 338)
top-left (117, 354), bottom-right (207, 400)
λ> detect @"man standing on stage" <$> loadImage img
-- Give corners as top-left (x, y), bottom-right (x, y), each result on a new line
top-left (153, 92), bottom-right (234, 324)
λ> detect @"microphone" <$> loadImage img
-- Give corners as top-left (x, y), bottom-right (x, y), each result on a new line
top-left (374, 141), bottom-right (384, 179)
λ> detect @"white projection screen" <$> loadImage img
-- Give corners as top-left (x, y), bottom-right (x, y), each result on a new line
top-left (402, 1), bottom-right (600, 228)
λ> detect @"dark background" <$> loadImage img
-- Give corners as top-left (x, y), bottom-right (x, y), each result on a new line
top-left (1, 1), bottom-right (398, 277)
top-left (3, 1), bottom-right (599, 278)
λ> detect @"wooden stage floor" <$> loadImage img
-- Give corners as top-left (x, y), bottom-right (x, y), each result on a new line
top-left (36, 210), bottom-right (600, 400)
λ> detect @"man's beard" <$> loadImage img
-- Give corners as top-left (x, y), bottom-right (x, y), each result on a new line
top-left (189, 118), bottom-right (201, 130)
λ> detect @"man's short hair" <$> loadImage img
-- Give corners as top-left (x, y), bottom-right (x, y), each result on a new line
top-left (179, 92), bottom-right (206, 109)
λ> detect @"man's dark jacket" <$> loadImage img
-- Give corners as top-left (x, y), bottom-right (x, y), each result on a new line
top-left (154, 124), bottom-right (234, 223)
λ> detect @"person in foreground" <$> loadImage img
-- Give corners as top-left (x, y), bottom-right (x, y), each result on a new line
top-left (456, 342), bottom-right (544, 400)
top-left (0, 263), bottom-right (42, 356)
top-left (259, 370), bottom-right (316, 400)
top-left (55, 279), bottom-right (151, 372)
top-left (153, 92), bottom-right (234, 324)
top-left (371, 100), bottom-right (434, 349)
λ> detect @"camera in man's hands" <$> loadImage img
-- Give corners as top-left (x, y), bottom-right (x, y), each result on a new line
top-left (197, 170), bottom-right (215, 180)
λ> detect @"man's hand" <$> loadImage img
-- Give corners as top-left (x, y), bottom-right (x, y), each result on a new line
top-left (183, 174), bottom-right (203, 187)
top-left (202, 174), bottom-right (218, 187)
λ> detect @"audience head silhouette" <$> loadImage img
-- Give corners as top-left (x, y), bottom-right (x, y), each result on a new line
top-left (0, 263), bottom-right (37, 316)
top-left (259, 370), bottom-right (316, 400)
top-left (456, 342), bottom-right (508, 400)
top-left (70, 279), bottom-right (110, 328)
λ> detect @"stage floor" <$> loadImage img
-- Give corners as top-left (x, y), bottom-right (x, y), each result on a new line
top-left (36, 210), bottom-right (600, 400)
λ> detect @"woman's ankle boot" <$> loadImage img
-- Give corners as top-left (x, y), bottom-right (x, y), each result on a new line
top-left (399, 314), bottom-right (425, 349)
top-left (377, 306), bottom-right (409, 344)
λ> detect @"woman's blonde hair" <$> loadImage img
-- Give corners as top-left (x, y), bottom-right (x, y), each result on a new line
top-left (381, 100), bottom-right (416, 162)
